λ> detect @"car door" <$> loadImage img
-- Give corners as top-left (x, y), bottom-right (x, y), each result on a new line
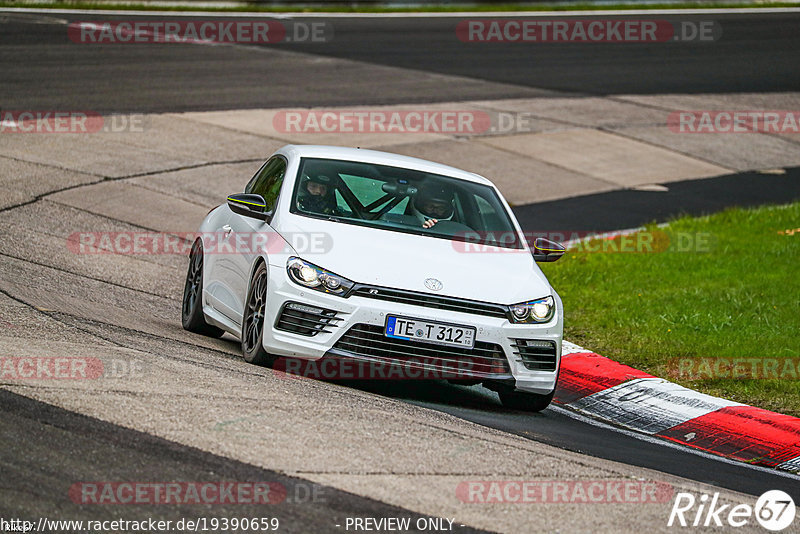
top-left (221, 156), bottom-right (288, 326)
top-left (201, 205), bottom-right (232, 319)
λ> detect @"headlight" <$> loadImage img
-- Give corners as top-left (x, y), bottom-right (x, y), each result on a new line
top-left (287, 257), bottom-right (354, 296)
top-left (508, 296), bottom-right (555, 323)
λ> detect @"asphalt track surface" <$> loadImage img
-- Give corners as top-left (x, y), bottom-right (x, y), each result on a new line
top-left (271, 13), bottom-right (800, 96)
top-left (0, 389), bottom-right (487, 534)
top-left (1, 12), bottom-right (799, 113)
top-left (2, 9), bottom-right (800, 531)
top-left (514, 167), bottom-right (800, 232)
top-left (349, 381), bottom-right (800, 501)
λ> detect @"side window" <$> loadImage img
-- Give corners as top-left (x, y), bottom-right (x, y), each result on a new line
top-left (245, 157), bottom-right (287, 212)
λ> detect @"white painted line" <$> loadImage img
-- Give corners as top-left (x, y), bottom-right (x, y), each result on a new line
top-left (2, 6), bottom-right (800, 18)
top-left (570, 377), bottom-right (743, 434)
top-left (262, 7), bottom-right (800, 18)
top-left (562, 226), bottom-right (646, 249)
top-left (549, 404), bottom-right (800, 481)
top-left (562, 221), bottom-right (675, 250)
top-left (561, 340), bottom-right (590, 356)
top-left (777, 456), bottom-right (800, 474)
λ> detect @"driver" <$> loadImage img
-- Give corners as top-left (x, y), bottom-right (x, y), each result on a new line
top-left (411, 184), bottom-right (455, 229)
top-left (297, 174), bottom-right (337, 215)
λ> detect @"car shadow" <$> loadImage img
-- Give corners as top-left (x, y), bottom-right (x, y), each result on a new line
top-left (330, 378), bottom-right (509, 413)
top-left (206, 332), bottom-right (533, 415)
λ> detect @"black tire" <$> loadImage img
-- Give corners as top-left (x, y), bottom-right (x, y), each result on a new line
top-left (241, 262), bottom-right (276, 366)
top-left (498, 388), bottom-right (554, 412)
top-left (182, 239), bottom-right (225, 338)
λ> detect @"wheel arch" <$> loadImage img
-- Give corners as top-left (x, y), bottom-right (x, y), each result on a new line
top-left (190, 237), bottom-right (209, 309)
top-left (248, 255), bottom-right (268, 287)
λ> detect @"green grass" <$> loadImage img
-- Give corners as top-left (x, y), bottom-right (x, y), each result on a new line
top-left (2, 1), bottom-right (798, 12)
top-left (539, 202), bottom-right (800, 417)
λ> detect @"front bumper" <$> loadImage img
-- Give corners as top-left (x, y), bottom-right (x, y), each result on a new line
top-left (262, 263), bottom-right (563, 395)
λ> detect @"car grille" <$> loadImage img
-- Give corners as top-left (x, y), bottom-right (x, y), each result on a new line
top-left (511, 339), bottom-right (558, 371)
top-left (274, 302), bottom-right (342, 337)
top-left (350, 285), bottom-right (508, 319)
top-left (331, 323), bottom-right (512, 378)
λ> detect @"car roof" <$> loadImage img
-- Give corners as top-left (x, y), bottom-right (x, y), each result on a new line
top-left (278, 145), bottom-right (493, 186)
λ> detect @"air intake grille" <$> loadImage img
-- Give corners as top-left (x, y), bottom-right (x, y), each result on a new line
top-left (274, 302), bottom-right (341, 337)
top-left (331, 323), bottom-right (511, 378)
top-left (350, 285), bottom-right (508, 319)
top-left (512, 339), bottom-right (558, 371)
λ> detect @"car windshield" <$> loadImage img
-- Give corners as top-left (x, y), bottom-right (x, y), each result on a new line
top-left (290, 157), bottom-right (524, 249)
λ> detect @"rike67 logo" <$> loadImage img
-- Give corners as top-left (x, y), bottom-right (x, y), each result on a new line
top-left (668, 490), bottom-right (796, 531)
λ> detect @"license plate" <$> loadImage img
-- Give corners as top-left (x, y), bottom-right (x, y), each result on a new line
top-left (385, 315), bottom-right (476, 349)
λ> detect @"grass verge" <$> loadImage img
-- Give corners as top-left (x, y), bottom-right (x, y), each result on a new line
top-left (539, 201), bottom-right (800, 417)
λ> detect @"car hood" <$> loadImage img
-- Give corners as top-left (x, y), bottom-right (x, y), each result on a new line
top-left (276, 216), bottom-right (552, 305)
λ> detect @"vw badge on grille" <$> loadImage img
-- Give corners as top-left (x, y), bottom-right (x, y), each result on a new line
top-left (424, 278), bottom-right (443, 291)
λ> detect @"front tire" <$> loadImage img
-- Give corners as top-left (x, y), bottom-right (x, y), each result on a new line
top-left (241, 262), bottom-right (276, 366)
top-left (498, 388), bottom-right (554, 412)
top-left (182, 239), bottom-right (224, 338)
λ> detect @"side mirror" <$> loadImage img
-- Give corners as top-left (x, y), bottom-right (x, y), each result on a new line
top-left (532, 237), bottom-right (566, 262)
top-left (227, 193), bottom-right (272, 221)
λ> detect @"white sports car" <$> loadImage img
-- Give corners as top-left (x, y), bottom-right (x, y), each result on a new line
top-left (182, 145), bottom-right (565, 411)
